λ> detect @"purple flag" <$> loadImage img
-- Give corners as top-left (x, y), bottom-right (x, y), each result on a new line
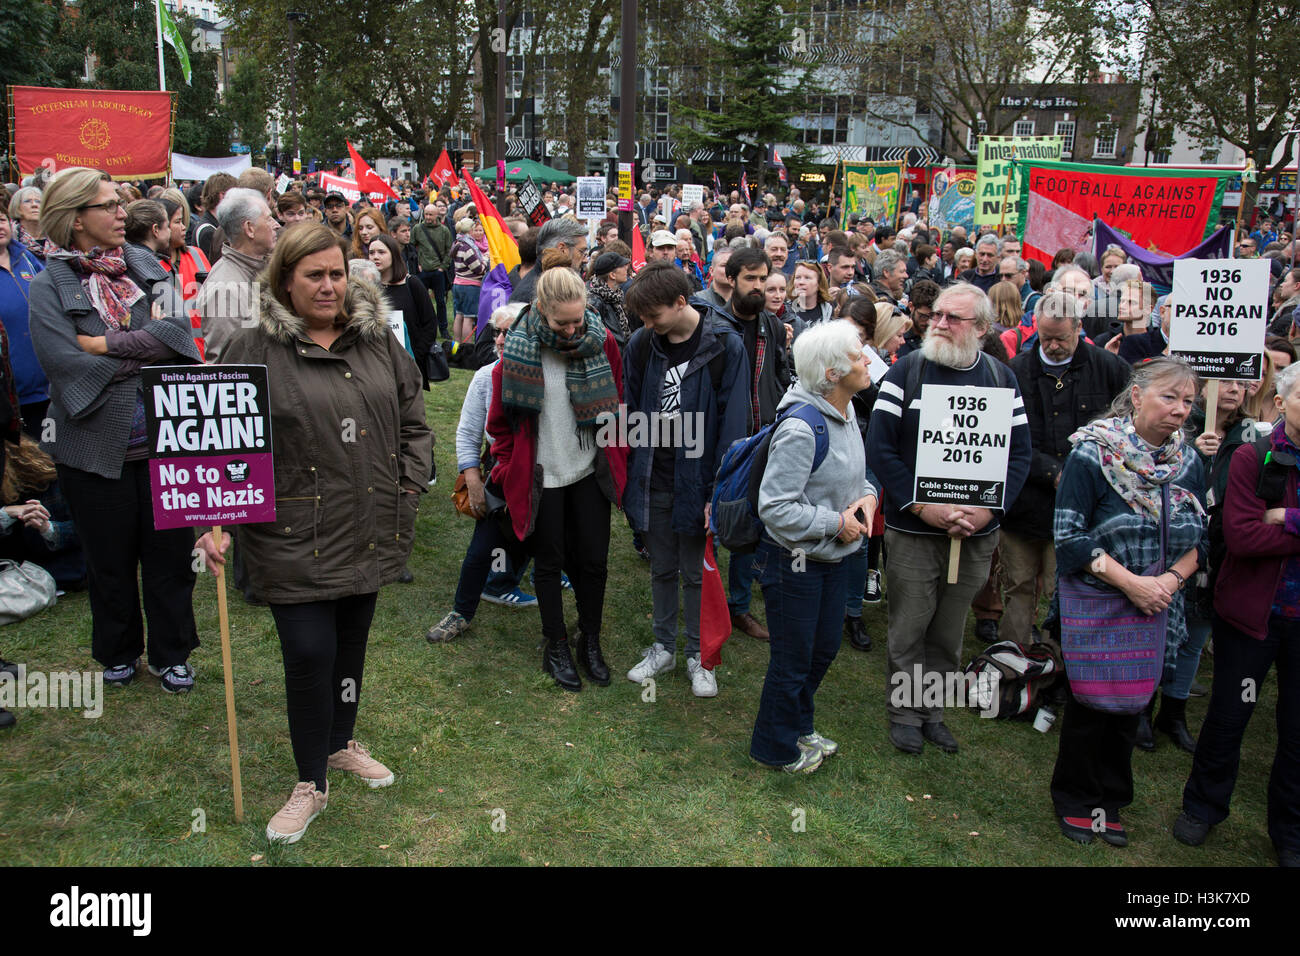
top-left (476, 263), bottom-right (513, 337)
top-left (1093, 218), bottom-right (1232, 293)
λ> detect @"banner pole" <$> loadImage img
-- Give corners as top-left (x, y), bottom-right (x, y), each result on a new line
top-left (998, 158), bottom-right (1014, 236)
top-left (947, 537), bottom-right (961, 585)
top-left (212, 523), bottom-right (244, 823)
top-left (6, 86), bottom-right (15, 183)
top-left (154, 0), bottom-right (167, 93)
top-left (1204, 380), bottom-right (1219, 438)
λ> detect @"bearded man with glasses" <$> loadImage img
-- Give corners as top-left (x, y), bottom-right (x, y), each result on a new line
top-left (867, 282), bottom-right (1033, 754)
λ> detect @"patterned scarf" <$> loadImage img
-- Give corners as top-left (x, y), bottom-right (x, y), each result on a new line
top-left (13, 223), bottom-right (44, 261)
top-left (500, 304), bottom-right (619, 428)
top-left (43, 242), bottom-right (141, 331)
top-left (586, 278), bottom-right (629, 343)
top-left (1070, 415), bottom-right (1206, 522)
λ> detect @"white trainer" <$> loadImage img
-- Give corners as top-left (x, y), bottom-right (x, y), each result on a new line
top-left (626, 643), bottom-right (675, 682)
top-left (686, 655), bottom-right (718, 697)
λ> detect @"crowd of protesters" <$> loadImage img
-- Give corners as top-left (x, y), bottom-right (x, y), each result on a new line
top-left (0, 162), bottom-right (1295, 865)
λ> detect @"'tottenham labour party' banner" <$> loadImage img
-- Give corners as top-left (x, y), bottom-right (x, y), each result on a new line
top-left (1015, 159), bottom-right (1234, 268)
top-left (840, 162), bottom-right (904, 228)
top-left (318, 172), bottom-right (389, 204)
top-left (142, 365), bottom-right (275, 532)
top-left (10, 86), bottom-right (174, 180)
top-left (928, 165), bottom-right (976, 234)
top-left (974, 135), bottom-right (1063, 228)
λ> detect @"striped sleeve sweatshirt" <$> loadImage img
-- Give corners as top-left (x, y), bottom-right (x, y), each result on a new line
top-left (865, 349), bottom-right (1032, 536)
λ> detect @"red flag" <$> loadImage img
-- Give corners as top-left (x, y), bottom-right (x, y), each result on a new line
top-left (431, 149), bottom-right (460, 189)
top-left (740, 171), bottom-right (751, 202)
top-left (774, 148), bottom-right (788, 184)
top-left (631, 221), bottom-right (647, 271)
top-left (345, 140), bottom-right (400, 203)
top-left (699, 536), bottom-right (731, 670)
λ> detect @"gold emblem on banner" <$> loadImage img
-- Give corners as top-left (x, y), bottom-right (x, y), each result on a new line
top-left (79, 118), bottom-right (111, 151)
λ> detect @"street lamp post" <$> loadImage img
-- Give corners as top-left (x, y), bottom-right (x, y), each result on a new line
top-left (1144, 71), bottom-right (1160, 168)
top-left (287, 11), bottom-right (307, 172)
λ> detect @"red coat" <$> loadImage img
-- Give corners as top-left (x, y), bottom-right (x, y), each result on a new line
top-left (1214, 440), bottom-right (1300, 640)
top-left (487, 330), bottom-right (628, 540)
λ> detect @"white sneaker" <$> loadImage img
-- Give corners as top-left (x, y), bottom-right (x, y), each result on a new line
top-left (626, 643), bottom-right (675, 682)
top-left (686, 655), bottom-right (718, 697)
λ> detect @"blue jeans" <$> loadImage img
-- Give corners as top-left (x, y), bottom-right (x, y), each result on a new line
top-left (844, 539), bottom-right (867, 618)
top-left (749, 537), bottom-right (849, 766)
top-left (1182, 613), bottom-right (1300, 854)
top-left (727, 548), bottom-right (755, 615)
top-left (1165, 610), bottom-right (1211, 700)
top-left (452, 514), bottom-right (527, 621)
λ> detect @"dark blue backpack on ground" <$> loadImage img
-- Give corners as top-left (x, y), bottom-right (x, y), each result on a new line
top-left (710, 403), bottom-right (829, 552)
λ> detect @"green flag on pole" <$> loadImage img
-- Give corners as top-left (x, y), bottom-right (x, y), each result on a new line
top-left (157, 0), bottom-right (192, 86)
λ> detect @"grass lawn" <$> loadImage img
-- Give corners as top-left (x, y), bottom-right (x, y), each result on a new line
top-left (0, 366), bottom-right (1283, 866)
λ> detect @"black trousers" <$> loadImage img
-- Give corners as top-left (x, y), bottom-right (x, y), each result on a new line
top-left (526, 473), bottom-right (610, 643)
top-left (420, 269), bottom-right (450, 339)
top-left (58, 461), bottom-right (198, 670)
top-left (269, 593), bottom-right (377, 790)
top-left (1183, 613), bottom-right (1300, 854)
top-left (20, 400), bottom-right (49, 440)
top-left (1050, 680), bottom-right (1142, 818)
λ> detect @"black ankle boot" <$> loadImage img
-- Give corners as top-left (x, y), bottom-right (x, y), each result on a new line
top-left (844, 614), bottom-right (872, 651)
top-left (1136, 695), bottom-right (1157, 751)
top-left (1155, 695), bottom-right (1197, 754)
top-left (573, 630), bottom-right (610, 686)
top-left (542, 638), bottom-right (582, 692)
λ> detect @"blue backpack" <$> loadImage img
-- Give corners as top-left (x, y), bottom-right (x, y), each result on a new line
top-left (709, 403), bottom-right (829, 552)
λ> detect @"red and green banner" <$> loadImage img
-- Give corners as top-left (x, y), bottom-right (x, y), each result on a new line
top-left (1015, 160), bottom-right (1234, 267)
top-left (9, 86), bottom-right (174, 181)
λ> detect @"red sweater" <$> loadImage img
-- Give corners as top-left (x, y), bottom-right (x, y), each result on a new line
top-left (487, 331), bottom-right (628, 540)
top-left (1214, 440), bottom-right (1300, 639)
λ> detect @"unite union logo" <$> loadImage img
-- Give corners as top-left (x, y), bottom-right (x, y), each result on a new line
top-left (79, 118), bottom-right (111, 151)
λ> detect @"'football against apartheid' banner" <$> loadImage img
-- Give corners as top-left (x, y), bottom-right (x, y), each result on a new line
top-left (928, 165), bottom-right (976, 234)
top-left (974, 135), bottom-right (1062, 228)
top-left (318, 172), bottom-right (390, 204)
top-left (10, 86), bottom-right (174, 180)
top-left (841, 163), bottom-right (903, 228)
top-left (1015, 160), bottom-right (1234, 268)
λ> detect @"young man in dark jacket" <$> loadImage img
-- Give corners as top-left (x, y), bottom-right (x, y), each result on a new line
top-left (620, 262), bottom-right (751, 695)
top-left (1001, 291), bottom-right (1130, 646)
top-left (689, 246), bottom-right (791, 640)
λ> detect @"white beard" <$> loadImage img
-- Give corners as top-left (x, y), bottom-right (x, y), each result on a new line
top-left (921, 328), bottom-right (980, 368)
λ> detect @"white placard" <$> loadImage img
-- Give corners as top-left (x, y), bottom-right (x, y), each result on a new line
top-left (276, 173), bottom-right (293, 194)
top-left (866, 348), bottom-right (890, 388)
top-left (681, 184), bottom-right (704, 209)
top-left (1168, 257), bottom-right (1270, 380)
top-left (913, 384), bottom-right (1015, 508)
top-left (576, 176), bottom-right (606, 220)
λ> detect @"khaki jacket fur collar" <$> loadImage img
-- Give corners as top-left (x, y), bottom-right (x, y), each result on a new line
top-left (257, 276), bottom-right (391, 346)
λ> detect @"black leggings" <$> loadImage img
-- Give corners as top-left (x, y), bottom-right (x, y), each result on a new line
top-left (526, 473), bottom-right (610, 643)
top-left (269, 593), bottom-right (377, 790)
top-left (867, 535), bottom-right (883, 572)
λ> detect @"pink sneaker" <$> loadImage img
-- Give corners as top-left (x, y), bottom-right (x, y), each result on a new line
top-left (327, 740), bottom-right (395, 788)
top-left (265, 781), bottom-right (328, 844)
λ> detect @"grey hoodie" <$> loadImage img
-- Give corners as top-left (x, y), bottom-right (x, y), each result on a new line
top-left (757, 383), bottom-right (876, 561)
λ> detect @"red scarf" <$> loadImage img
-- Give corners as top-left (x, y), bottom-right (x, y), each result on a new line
top-left (43, 241), bottom-right (142, 330)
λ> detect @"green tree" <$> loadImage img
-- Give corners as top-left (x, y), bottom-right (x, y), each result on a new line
top-left (670, 0), bottom-right (818, 187)
top-left (532, 0), bottom-right (620, 173)
top-left (866, 0), bottom-right (1109, 162)
top-left (1135, 0), bottom-right (1300, 215)
top-left (228, 0), bottom-right (481, 174)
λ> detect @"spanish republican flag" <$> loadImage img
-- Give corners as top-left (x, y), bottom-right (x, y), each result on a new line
top-left (461, 168), bottom-right (521, 273)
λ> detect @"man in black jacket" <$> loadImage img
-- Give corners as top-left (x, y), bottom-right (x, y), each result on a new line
top-left (1001, 291), bottom-right (1131, 646)
top-left (690, 246), bottom-right (791, 641)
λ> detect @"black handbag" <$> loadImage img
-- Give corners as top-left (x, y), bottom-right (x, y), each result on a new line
top-left (425, 341), bottom-right (450, 383)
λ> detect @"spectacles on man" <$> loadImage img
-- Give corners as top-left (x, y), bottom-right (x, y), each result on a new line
top-left (931, 309), bottom-right (977, 324)
top-left (80, 200), bottom-right (123, 215)
top-left (999, 271), bottom-right (1019, 279)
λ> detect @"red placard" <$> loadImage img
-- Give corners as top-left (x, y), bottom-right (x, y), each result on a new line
top-left (10, 86), bottom-right (174, 181)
